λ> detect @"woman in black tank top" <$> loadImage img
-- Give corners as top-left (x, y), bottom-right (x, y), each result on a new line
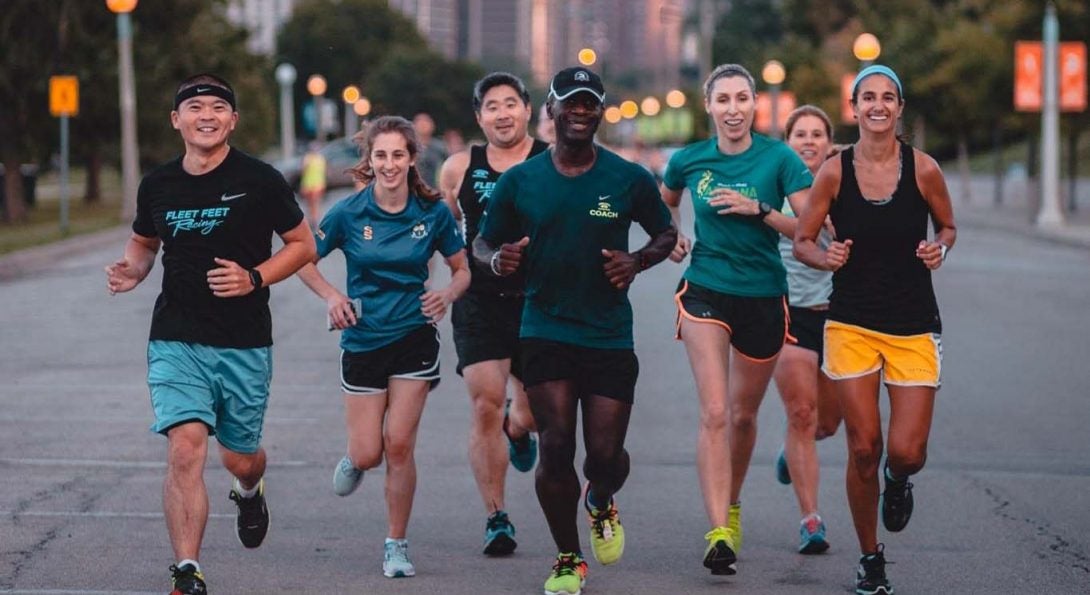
top-left (793, 65), bottom-right (957, 595)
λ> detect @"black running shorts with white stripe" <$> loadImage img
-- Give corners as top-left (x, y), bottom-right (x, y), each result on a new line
top-left (340, 324), bottom-right (440, 395)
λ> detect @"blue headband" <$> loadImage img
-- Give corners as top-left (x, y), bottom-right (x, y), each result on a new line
top-left (851, 65), bottom-right (902, 99)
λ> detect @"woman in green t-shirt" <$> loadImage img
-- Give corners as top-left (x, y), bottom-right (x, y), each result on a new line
top-left (661, 63), bottom-right (812, 576)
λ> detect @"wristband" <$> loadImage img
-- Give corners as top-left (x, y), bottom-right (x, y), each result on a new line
top-left (248, 268), bottom-right (264, 289)
top-left (490, 251), bottom-right (503, 276)
top-left (939, 243), bottom-right (948, 261)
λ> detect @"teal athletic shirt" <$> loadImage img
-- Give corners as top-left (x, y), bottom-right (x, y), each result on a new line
top-left (315, 186), bottom-right (464, 352)
top-left (479, 146), bottom-right (673, 349)
top-left (663, 134), bottom-right (812, 297)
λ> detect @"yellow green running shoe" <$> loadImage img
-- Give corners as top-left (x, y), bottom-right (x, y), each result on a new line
top-left (703, 526), bottom-right (737, 575)
top-left (728, 502), bottom-right (743, 553)
top-left (583, 483), bottom-right (625, 565)
top-left (544, 552), bottom-right (587, 595)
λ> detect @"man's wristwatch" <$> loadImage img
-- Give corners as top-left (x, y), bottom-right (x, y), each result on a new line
top-left (757, 201), bottom-right (773, 219)
top-left (248, 268), bottom-right (264, 290)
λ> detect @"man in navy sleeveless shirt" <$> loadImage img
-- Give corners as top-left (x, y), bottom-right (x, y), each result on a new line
top-left (439, 72), bottom-right (549, 556)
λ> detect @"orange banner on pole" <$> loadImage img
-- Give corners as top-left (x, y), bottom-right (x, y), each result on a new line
top-left (1015, 41), bottom-right (1087, 112)
top-left (1060, 42), bottom-right (1087, 112)
top-left (1014, 42), bottom-right (1043, 111)
top-left (755, 91), bottom-right (796, 134)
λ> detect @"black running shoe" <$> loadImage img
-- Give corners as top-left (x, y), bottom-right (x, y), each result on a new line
top-left (483, 510), bottom-right (518, 556)
top-left (702, 526), bottom-right (737, 575)
top-left (229, 478), bottom-right (269, 548)
top-left (880, 463), bottom-right (914, 532)
top-left (855, 544), bottom-right (893, 595)
top-left (169, 563), bottom-right (207, 595)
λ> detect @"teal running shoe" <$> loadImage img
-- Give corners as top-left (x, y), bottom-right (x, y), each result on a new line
top-left (483, 510), bottom-right (517, 556)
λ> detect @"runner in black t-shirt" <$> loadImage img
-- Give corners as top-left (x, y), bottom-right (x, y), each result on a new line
top-left (438, 72), bottom-right (548, 557)
top-left (104, 73), bottom-right (315, 595)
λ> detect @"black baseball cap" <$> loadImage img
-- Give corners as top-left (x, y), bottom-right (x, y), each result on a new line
top-left (549, 67), bottom-right (605, 103)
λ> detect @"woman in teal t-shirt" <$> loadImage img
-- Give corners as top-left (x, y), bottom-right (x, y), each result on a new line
top-left (661, 63), bottom-right (812, 576)
top-left (296, 116), bottom-right (470, 579)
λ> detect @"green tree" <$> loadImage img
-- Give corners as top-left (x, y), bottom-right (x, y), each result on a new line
top-left (1, 0), bottom-right (276, 220)
top-left (276, 0), bottom-right (423, 137)
top-left (0, 1), bottom-right (64, 221)
top-left (364, 47), bottom-right (484, 134)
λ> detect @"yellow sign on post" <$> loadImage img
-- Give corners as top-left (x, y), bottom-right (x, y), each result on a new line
top-left (50, 75), bottom-right (79, 117)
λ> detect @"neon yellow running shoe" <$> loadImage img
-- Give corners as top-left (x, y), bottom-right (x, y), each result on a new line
top-left (584, 484), bottom-right (625, 565)
top-left (703, 526), bottom-right (737, 575)
top-left (728, 503), bottom-right (743, 553)
top-left (543, 552), bottom-right (587, 595)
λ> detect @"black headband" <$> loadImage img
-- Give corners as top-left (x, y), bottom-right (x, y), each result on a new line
top-left (174, 85), bottom-right (236, 111)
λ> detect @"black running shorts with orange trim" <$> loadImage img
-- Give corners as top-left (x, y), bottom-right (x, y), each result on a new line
top-left (674, 279), bottom-right (791, 361)
top-left (519, 339), bottom-right (639, 404)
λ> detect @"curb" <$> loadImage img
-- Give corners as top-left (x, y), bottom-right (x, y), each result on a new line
top-left (959, 211), bottom-right (1090, 250)
top-left (0, 224), bottom-right (130, 281)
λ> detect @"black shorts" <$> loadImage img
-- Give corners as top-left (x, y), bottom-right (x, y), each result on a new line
top-left (520, 339), bottom-right (639, 404)
top-left (787, 306), bottom-right (827, 364)
top-left (340, 324), bottom-right (440, 395)
top-left (451, 290), bottom-right (524, 378)
top-left (674, 279), bottom-right (789, 361)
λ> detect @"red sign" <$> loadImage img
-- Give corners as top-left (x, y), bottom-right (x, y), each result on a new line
top-left (755, 91), bottom-right (796, 134)
top-left (1014, 42), bottom-right (1042, 111)
top-left (1014, 41), bottom-right (1087, 112)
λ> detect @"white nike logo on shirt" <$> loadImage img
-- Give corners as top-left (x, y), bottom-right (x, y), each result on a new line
top-left (221, 192), bottom-right (246, 202)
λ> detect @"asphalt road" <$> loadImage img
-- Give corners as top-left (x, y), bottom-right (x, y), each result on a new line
top-left (1, 192), bottom-right (1089, 594)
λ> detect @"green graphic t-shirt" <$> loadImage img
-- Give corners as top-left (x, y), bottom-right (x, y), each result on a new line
top-left (479, 147), bottom-right (673, 349)
top-left (663, 134), bottom-right (812, 297)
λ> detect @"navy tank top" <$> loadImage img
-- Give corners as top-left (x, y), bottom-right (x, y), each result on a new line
top-left (457, 140), bottom-right (549, 295)
top-left (828, 143), bottom-right (941, 335)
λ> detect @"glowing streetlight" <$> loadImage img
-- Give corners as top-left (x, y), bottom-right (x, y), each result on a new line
top-left (604, 106), bottom-right (623, 124)
top-left (640, 96), bottom-right (662, 117)
top-left (578, 48), bottom-right (598, 66)
top-left (762, 60), bottom-right (786, 86)
top-left (853, 33), bottom-right (881, 65)
top-left (106, 0), bottom-right (140, 221)
top-left (353, 97), bottom-right (372, 117)
top-left (307, 74), bottom-right (327, 140)
top-left (619, 100), bottom-right (639, 119)
top-left (665, 89), bottom-right (686, 109)
top-left (342, 85), bottom-right (361, 137)
top-left (275, 63), bottom-right (296, 161)
top-left (762, 60), bottom-right (786, 138)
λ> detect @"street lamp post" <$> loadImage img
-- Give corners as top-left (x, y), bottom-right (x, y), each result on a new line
top-left (853, 33), bottom-right (881, 67)
top-left (342, 85), bottom-right (361, 138)
top-left (762, 60), bottom-right (786, 139)
top-left (306, 74), bottom-right (327, 141)
top-left (107, 0), bottom-right (140, 222)
top-left (1038, 3), bottom-right (1064, 227)
top-left (275, 63), bottom-right (297, 162)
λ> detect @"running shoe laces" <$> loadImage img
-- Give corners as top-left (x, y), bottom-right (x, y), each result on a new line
top-left (169, 563), bottom-right (207, 595)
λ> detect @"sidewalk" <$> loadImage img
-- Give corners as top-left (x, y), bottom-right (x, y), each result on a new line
top-left (0, 224), bottom-right (129, 281)
top-left (945, 173), bottom-right (1090, 249)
